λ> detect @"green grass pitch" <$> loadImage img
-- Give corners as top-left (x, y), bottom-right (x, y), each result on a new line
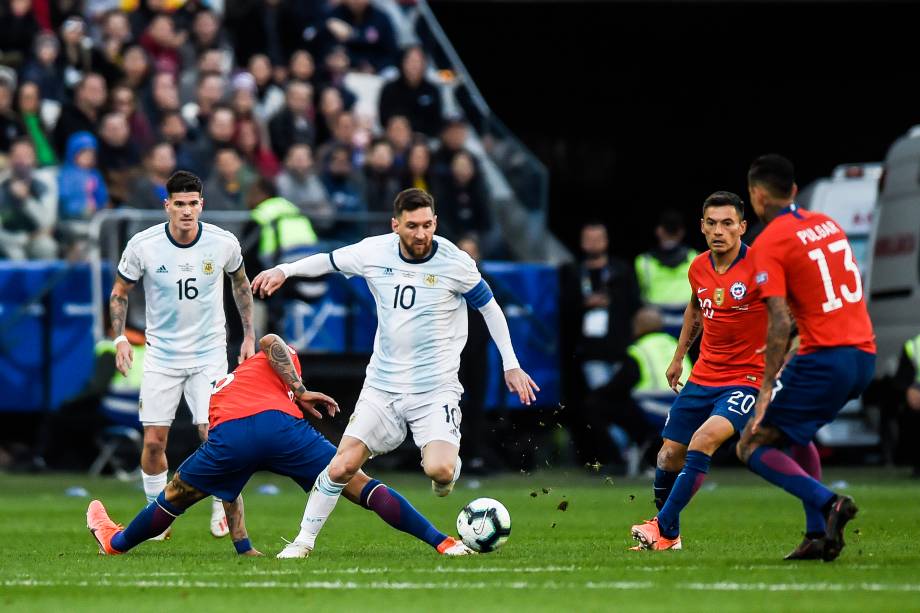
top-left (2, 468), bottom-right (919, 612)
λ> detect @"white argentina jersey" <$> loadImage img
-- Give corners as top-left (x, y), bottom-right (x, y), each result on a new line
top-left (330, 234), bottom-right (494, 394)
top-left (117, 222), bottom-right (243, 369)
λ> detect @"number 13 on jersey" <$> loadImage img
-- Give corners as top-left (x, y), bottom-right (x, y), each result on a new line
top-left (807, 239), bottom-right (862, 313)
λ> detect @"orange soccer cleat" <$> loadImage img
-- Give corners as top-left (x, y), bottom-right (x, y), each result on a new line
top-left (86, 500), bottom-right (124, 555)
top-left (630, 517), bottom-right (682, 551)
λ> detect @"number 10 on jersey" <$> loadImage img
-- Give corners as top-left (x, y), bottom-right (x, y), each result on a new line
top-left (392, 284), bottom-right (416, 309)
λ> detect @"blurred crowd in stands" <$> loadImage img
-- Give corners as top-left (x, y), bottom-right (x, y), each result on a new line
top-left (0, 0), bottom-right (497, 265)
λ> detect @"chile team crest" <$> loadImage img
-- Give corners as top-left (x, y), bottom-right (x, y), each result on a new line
top-left (730, 281), bottom-right (747, 300)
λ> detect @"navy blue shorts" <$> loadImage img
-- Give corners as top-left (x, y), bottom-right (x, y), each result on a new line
top-left (764, 347), bottom-right (875, 446)
top-left (176, 410), bottom-right (336, 502)
top-left (661, 381), bottom-right (759, 446)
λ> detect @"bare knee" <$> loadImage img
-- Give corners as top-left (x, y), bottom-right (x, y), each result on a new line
top-left (424, 460), bottom-right (455, 485)
top-left (328, 454), bottom-right (361, 484)
top-left (656, 442), bottom-right (686, 472)
top-left (143, 433), bottom-right (167, 459)
top-left (688, 430), bottom-right (723, 456)
top-left (164, 474), bottom-right (206, 507)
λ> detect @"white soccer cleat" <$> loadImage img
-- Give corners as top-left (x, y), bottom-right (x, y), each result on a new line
top-left (147, 526), bottom-right (172, 541)
top-left (210, 499), bottom-right (229, 538)
top-left (276, 540), bottom-right (313, 559)
top-left (437, 536), bottom-right (476, 556)
top-left (432, 457), bottom-right (462, 497)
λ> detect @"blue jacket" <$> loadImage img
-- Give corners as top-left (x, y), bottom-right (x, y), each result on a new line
top-left (58, 132), bottom-right (109, 221)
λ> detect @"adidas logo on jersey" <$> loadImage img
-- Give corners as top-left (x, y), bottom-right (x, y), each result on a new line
top-left (156, 265), bottom-right (168, 273)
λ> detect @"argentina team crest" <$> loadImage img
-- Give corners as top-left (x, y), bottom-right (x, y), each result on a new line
top-left (202, 258), bottom-right (215, 275)
top-left (425, 274), bottom-right (437, 286)
top-left (714, 287), bottom-right (725, 306)
top-left (730, 281), bottom-right (747, 300)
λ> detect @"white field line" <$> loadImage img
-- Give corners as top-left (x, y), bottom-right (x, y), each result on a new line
top-left (4, 579), bottom-right (920, 592)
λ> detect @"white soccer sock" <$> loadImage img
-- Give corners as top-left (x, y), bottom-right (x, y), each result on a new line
top-left (211, 497), bottom-right (224, 518)
top-left (142, 470), bottom-right (168, 504)
top-left (294, 467), bottom-right (346, 548)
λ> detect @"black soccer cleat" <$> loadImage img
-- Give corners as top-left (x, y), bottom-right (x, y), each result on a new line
top-left (822, 495), bottom-right (858, 562)
top-left (784, 536), bottom-right (825, 561)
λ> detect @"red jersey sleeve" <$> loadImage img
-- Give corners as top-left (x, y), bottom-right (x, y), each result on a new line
top-left (752, 234), bottom-right (787, 299)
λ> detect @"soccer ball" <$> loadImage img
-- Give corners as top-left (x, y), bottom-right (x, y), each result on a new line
top-left (456, 497), bottom-right (511, 552)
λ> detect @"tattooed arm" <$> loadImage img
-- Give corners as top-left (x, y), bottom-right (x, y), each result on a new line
top-left (665, 292), bottom-right (702, 392)
top-left (110, 276), bottom-right (135, 376)
top-left (259, 334), bottom-right (340, 419)
top-left (751, 296), bottom-right (793, 432)
top-left (229, 265), bottom-right (255, 363)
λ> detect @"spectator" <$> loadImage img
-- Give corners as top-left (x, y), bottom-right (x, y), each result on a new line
top-left (0, 0), bottom-right (40, 68)
top-left (634, 209), bottom-right (697, 335)
top-left (363, 138), bottom-right (400, 217)
top-left (385, 115), bottom-right (413, 173)
top-left (559, 222), bottom-right (642, 471)
top-left (110, 84), bottom-right (156, 152)
top-left (235, 117), bottom-right (280, 178)
top-left (120, 44), bottom-right (153, 97)
top-left (229, 72), bottom-right (258, 122)
top-left (15, 82), bottom-right (57, 166)
top-left (181, 71), bottom-right (226, 133)
top-left (248, 53), bottom-right (285, 123)
top-left (268, 80), bottom-right (315, 160)
top-left (455, 233), bottom-right (503, 473)
top-left (178, 9), bottom-right (228, 67)
top-left (316, 110), bottom-right (365, 170)
top-left (158, 111), bottom-right (195, 171)
top-left (58, 16), bottom-right (118, 90)
top-left (21, 32), bottom-right (67, 103)
top-left (321, 142), bottom-right (365, 241)
top-left (580, 307), bottom-right (679, 476)
top-left (276, 142), bottom-right (332, 232)
top-left (432, 151), bottom-right (491, 241)
top-left (97, 111), bottom-right (141, 205)
top-left (430, 116), bottom-right (470, 179)
top-left (288, 49), bottom-right (316, 85)
top-left (322, 0), bottom-right (398, 74)
top-left (126, 141), bottom-right (176, 210)
top-left (53, 73), bottom-right (107, 156)
top-left (139, 13), bottom-right (184, 77)
top-left (378, 46), bottom-right (443, 137)
top-left (202, 146), bottom-right (255, 211)
top-left (890, 335), bottom-right (920, 477)
top-left (57, 131), bottom-right (109, 248)
top-left (146, 71), bottom-right (182, 131)
top-left (178, 47), bottom-right (226, 106)
top-left (315, 85), bottom-right (345, 147)
top-left (98, 10), bottom-right (135, 68)
top-left (0, 139), bottom-right (57, 260)
top-left (0, 79), bottom-right (25, 154)
top-left (401, 140), bottom-right (433, 192)
top-left (188, 104), bottom-right (236, 178)
top-left (315, 45), bottom-right (357, 109)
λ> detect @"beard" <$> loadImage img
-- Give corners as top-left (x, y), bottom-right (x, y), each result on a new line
top-left (400, 235), bottom-right (431, 259)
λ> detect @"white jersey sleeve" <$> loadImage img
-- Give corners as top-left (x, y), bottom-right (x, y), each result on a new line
top-left (117, 238), bottom-right (145, 283)
top-left (329, 236), bottom-right (378, 278)
top-left (224, 234), bottom-right (244, 273)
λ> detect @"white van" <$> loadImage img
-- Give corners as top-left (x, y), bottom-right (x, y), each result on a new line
top-left (798, 163), bottom-right (882, 447)
top-left (868, 125), bottom-right (920, 378)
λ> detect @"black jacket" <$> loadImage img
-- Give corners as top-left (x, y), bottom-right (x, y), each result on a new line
top-left (378, 77), bottom-right (443, 137)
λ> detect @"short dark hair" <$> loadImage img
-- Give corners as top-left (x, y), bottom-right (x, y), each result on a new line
top-left (166, 170), bottom-right (202, 196)
top-left (393, 188), bottom-right (435, 218)
top-left (702, 191), bottom-right (745, 220)
top-left (748, 154), bottom-right (795, 198)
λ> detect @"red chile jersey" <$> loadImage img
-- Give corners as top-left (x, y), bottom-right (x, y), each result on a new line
top-left (209, 346), bottom-right (304, 429)
top-left (688, 243), bottom-right (767, 388)
top-left (752, 205), bottom-right (875, 355)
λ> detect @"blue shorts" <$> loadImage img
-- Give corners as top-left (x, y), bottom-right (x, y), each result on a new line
top-left (661, 381), bottom-right (758, 446)
top-left (176, 410), bottom-right (336, 502)
top-left (764, 347), bottom-right (875, 446)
